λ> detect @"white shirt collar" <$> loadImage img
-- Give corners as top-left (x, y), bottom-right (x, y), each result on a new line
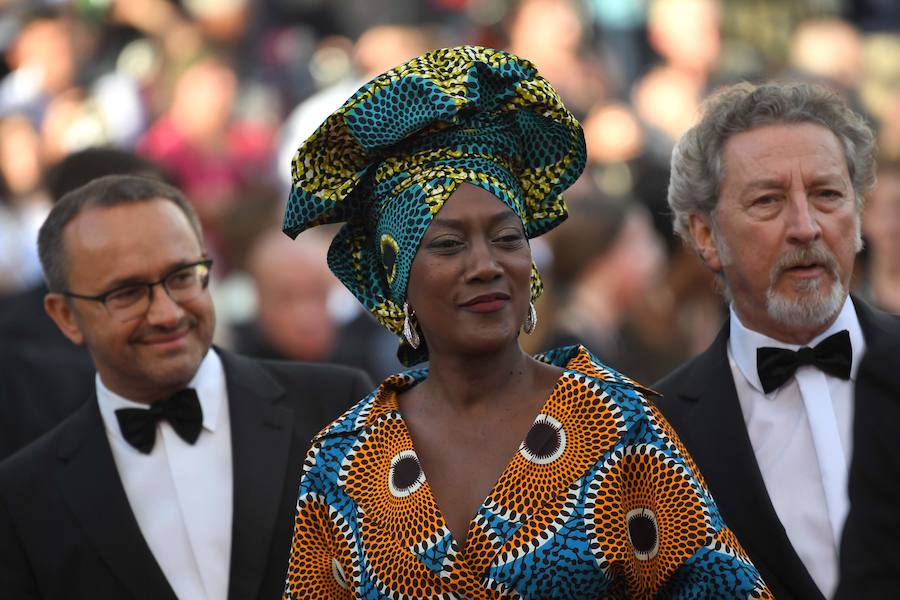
top-left (97, 348), bottom-right (228, 444)
top-left (728, 296), bottom-right (865, 395)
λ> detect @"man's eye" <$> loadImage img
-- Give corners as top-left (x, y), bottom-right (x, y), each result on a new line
top-left (107, 286), bottom-right (145, 306)
top-left (168, 270), bottom-right (197, 288)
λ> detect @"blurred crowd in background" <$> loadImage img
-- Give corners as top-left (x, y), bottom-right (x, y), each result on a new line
top-left (1, 0), bottom-right (899, 385)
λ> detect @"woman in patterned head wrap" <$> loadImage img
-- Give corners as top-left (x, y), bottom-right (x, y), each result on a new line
top-left (282, 46), bottom-right (770, 599)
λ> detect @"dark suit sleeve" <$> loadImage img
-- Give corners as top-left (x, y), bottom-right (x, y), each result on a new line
top-left (835, 339), bottom-right (900, 597)
top-left (349, 369), bottom-right (375, 405)
top-left (0, 483), bottom-right (40, 599)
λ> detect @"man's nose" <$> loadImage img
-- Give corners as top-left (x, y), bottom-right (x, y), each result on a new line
top-left (786, 193), bottom-right (822, 244)
top-left (145, 283), bottom-right (185, 325)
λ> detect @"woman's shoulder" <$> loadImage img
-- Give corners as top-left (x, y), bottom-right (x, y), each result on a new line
top-left (540, 344), bottom-right (660, 398)
top-left (310, 368), bottom-right (429, 443)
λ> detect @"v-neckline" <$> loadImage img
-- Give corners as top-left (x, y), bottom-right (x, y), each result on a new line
top-left (385, 357), bottom-right (570, 565)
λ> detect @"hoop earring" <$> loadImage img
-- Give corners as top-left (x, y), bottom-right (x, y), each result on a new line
top-left (403, 302), bottom-right (421, 349)
top-left (523, 301), bottom-right (537, 335)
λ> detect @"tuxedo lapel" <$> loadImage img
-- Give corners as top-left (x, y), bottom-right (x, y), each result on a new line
top-left (220, 351), bottom-right (294, 600)
top-left (665, 324), bottom-right (822, 599)
top-left (56, 399), bottom-right (176, 600)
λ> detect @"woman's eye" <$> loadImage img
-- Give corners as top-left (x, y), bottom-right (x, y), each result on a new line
top-left (494, 232), bottom-right (525, 244)
top-left (428, 238), bottom-right (463, 250)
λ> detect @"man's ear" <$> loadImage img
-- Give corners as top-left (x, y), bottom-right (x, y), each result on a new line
top-left (687, 212), bottom-right (723, 272)
top-left (44, 293), bottom-right (86, 346)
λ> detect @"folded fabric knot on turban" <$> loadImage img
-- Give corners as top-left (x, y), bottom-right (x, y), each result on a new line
top-left (283, 45), bottom-right (586, 365)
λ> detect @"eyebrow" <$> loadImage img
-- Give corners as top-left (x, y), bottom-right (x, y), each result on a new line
top-left (101, 259), bottom-right (203, 291)
top-left (739, 174), bottom-right (849, 196)
top-left (429, 210), bottom-right (521, 230)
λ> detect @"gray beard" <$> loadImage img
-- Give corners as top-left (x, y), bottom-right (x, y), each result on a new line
top-left (765, 272), bottom-right (846, 330)
top-left (713, 223), bottom-right (860, 332)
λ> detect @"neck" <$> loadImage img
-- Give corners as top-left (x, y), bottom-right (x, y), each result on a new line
top-left (97, 371), bottom-right (187, 406)
top-left (420, 342), bottom-right (538, 413)
top-left (732, 304), bottom-right (841, 346)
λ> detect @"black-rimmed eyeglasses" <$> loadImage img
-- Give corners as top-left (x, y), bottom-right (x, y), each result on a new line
top-left (61, 259), bottom-right (213, 322)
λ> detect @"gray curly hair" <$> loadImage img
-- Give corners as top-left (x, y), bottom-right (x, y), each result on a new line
top-left (668, 81), bottom-right (877, 246)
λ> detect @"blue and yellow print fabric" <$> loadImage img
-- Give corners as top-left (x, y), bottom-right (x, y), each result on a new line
top-left (283, 346), bottom-right (773, 599)
top-left (282, 46), bottom-right (586, 365)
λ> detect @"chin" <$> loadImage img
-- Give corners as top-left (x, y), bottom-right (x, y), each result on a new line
top-left (766, 279), bottom-right (846, 330)
top-left (151, 352), bottom-right (206, 385)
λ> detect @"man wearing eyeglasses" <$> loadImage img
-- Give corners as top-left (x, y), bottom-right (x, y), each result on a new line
top-left (0, 175), bottom-right (373, 599)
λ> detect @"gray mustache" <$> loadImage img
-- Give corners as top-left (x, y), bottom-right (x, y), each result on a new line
top-left (769, 245), bottom-right (839, 286)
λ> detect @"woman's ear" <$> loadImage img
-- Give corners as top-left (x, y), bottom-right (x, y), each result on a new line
top-left (44, 293), bottom-right (86, 346)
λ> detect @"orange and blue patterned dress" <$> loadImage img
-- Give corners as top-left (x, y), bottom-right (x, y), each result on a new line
top-left (284, 346), bottom-right (772, 599)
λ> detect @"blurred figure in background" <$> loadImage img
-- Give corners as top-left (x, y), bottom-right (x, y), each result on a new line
top-left (646, 0), bottom-right (721, 86)
top-left (539, 192), bottom-right (671, 382)
top-left (505, 0), bottom-right (606, 118)
top-left (786, 18), bottom-right (863, 95)
top-left (229, 225), bottom-right (403, 382)
top-left (138, 55), bottom-right (276, 269)
top-left (232, 228), bottom-right (336, 363)
top-left (859, 160), bottom-right (900, 314)
top-left (0, 113), bottom-right (49, 295)
top-left (0, 8), bottom-right (77, 124)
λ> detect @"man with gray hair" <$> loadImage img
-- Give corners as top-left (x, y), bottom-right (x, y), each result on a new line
top-left (654, 81), bottom-right (900, 599)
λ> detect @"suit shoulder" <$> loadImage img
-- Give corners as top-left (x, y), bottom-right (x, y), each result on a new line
top-left (0, 414), bottom-right (75, 485)
top-left (652, 352), bottom-right (705, 396)
top-left (221, 349), bottom-right (373, 391)
top-left (254, 357), bottom-right (370, 385)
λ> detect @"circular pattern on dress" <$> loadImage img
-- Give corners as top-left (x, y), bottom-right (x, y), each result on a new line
top-left (585, 444), bottom-right (711, 596)
top-left (519, 414), bottom-right (566, 465)
top-left (380, 233), bottom-right (399, 284)
top-left (331, 557), bottom-right (350, 590)
top-left (388, 449), bottom-right (425, 498)
top-left (284, 493), bottom-right (357, 599)
top-left (625, 507), bottom-right (659, 561)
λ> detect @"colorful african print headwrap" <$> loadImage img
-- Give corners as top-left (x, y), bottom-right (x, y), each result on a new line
top-left (283, 45), bottom-right (586, 365)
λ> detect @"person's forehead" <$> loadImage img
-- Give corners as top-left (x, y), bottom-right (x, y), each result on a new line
top-left (720, 122), bottom-right (849, 179)
top-left (63, 199), bottom-right (201, 281)
top-left (433, 183), bottom-right (517, 221)
top-left (70, 197), bottom-right (193, 238)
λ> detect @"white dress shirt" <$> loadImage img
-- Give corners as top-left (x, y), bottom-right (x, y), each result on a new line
top-left (727, 297), bottom-right (864, 598)
top-left (97, 349), bottom-right (233, 600)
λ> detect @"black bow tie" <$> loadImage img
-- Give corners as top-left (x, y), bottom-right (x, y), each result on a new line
top-left (756, 330), bottom-right (852, 394)
top-left (115, 389), bottom-right (203, 454)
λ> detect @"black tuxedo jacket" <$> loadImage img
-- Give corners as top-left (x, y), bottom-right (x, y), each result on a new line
top-left (0, 341), bottom-right (95, 460)
top-left (834, 330), bottom-right (900, 598)
top-left (0, 349), bottom-right (373, 600)
top-left (652, 298), bottom-right (900, 600)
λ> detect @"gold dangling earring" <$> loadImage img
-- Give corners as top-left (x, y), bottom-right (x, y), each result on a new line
top-left (403, 302), bottom-right (421, 349)
top-left (523, 301), bottom-right (537, 335)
